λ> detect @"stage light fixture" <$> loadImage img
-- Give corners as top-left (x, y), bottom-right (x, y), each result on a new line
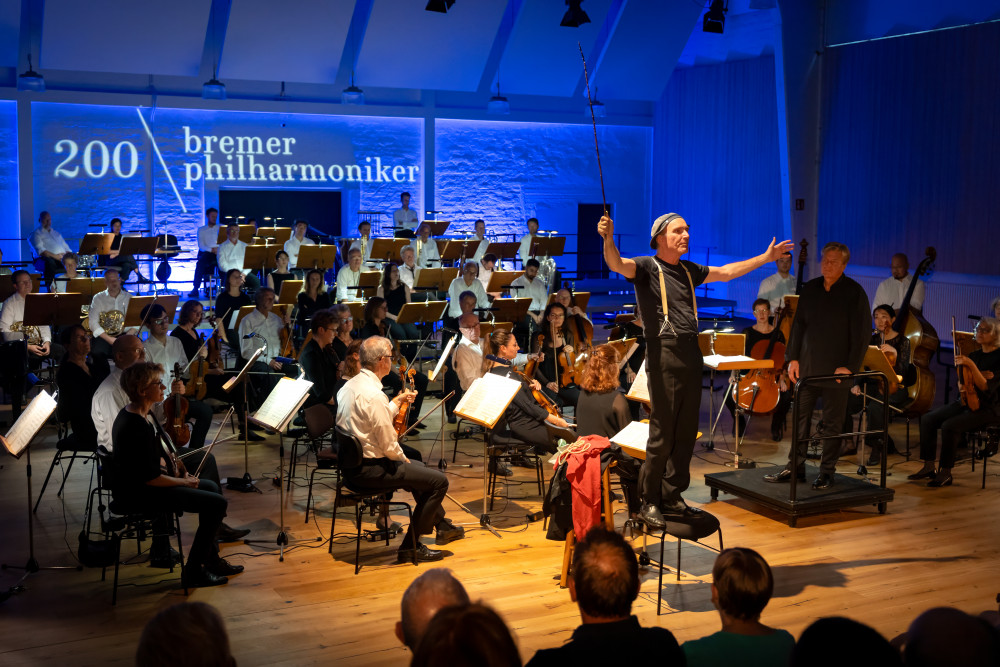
top-left (702, 0), bottom-right (727, 34)
top-left (560, 0), bottom-right (591, 28)
top-left (425, 0), bottom-right (455, 12)
top-left (342, 71), bottom-right (365, 105)
top-left (17, 54), bottom-right (45, 93)
top-left (202, 72), bottom-right (226, 100)
top-left (487, 94), bottom-right (510, 115)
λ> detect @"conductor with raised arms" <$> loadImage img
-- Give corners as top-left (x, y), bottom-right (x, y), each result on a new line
top-left (598, 213), bottom-right (792, 529)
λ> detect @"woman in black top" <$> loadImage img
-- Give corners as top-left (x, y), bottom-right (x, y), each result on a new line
top-left (266, 250), bottom-right (294, 295)
top-left (377, 263), bottom-right (420, 342)
top-left (911, 316), bottom-right (1000, 487)
top-left (296, 309), bottom-right (341, 411)
top-left (843, 304), bottom-right (913, 463)
top-left (533, 303), bottom-right (580, 409)
top-left (330, 304), bottom-right (357, 360)
top-left (576, 343), bottom-right (640, 514)
top-left (56, 324), bottom-right (100, 449)
top-left (100, 217), bottom-right (147, 283)
top-left (215, 269), bottom-right (252, 347)
top-left (483, 329), bottom-right (573, 454)
top-left (296, 269), bottom-right (332, 331)
top-left (111, 362), bottom-right (240, 588)
top-left (725, 299), bottom-right (790, 440)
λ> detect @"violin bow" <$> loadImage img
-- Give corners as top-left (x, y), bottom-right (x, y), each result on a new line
top-left (579, 42), bottom-right (608, 218)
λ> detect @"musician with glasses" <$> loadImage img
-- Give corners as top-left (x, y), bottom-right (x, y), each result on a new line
top-left (330, 304), bottom-right (357, 360)
top-left (89, 266), bottom-right (134, 376)
top-left (53, 252), bottom-right (82, 293)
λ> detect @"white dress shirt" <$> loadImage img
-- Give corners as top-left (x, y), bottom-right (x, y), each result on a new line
top-left (217, 239), bottom-right (250, 276)
top-left (447, 277), bottom-right (490, 318)
top-left (335, 265), bottom-right (363, 302)
top-left (52, 272), bottom-right (76, 293)
top-left (510, 274), bottom-right (549, 311)
top-left (89, 288), bottom-right (132, 338)
top-left (239, 308), bottom-right (285, 363)
top-left (336, 368), bottom-right (407, 461)
top-left (414, 238), bottom-right (440, 269)
top-left (478, 265), bottom-right (494, 293)
top-left (518, 234), bottom-right (536, 264)
top-left (0, 293), bottom-right (52, 343)
top-left (470, 236), bottom-right (489, 264)
top-left (393, 207), bottom-right (419, 232)
top-left (197, 224), bottom-right (220, 253)
top-left (144, 335), bottom-right (188, 397)
top-left (92, 365), bottom-right (127, 452)
top-left (283, 234), bottom-right (315, 268)
top-left (29, 226), bottom-right (72, 258)
top-left (399, 263), bottom-right (421, 290)
top-left (349, 236), bottom-right (373, 264)
top-left (757, 272), bottom-right (797, 311)
top-left (874, 274), bottom-right (925, 311)
top-left (454, 338), bottom-right (484, 391)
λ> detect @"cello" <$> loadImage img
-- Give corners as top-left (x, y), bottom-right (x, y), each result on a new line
top-left (891, 247), bottom-right (938, 414)
top-left (735, 308), bottom-right (789, 414)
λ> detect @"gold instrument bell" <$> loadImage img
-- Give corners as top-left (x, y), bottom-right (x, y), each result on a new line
top-left (10, 321), bottom-right (42, 346)
top-left (99, 309), bottom-right (125, 336)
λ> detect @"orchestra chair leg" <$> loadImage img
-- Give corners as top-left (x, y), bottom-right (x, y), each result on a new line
top-left (559, 466), bottom-right (614, 588)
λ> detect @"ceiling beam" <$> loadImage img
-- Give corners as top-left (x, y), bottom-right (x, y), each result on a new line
top-left (334, 0), bottom-right (374, 90)
top-left (478, 0), bottom-right (527, 97)
top-left (199, 0), bottom-right (232, 81)
top-left (573, 0), bottom-right (627, 100)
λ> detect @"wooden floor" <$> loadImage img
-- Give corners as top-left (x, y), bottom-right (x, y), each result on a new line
top-left (1, 390), bottom-right (998, 666)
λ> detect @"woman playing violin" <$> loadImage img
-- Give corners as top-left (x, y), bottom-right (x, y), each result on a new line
top-left (533, 302), bottom-right (580, 409)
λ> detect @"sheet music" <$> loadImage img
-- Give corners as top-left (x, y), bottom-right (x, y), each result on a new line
top-left (454, 373), bottom-right (521, 428)
top-left (703, 353), bottom-right (755, 367)
top-left (610, 421), bottom-right (650, 455)
top-left (251, 377), bottom-right (314, 431)
top-left (626, 358), bottom-right (650, 404)
top-left (428, 335), bottom-right (457, 382)
top-left (2, 390), bottom-right (58, 458)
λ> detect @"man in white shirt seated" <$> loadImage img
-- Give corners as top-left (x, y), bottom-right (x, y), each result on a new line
top-left (349, 221), bottom-right (375, 266)
top-left (283, 219), bottom-right (315, 269)
top-left (218, 222), bottom-right (260, 290)
top-left (336, 336), bottom-right (465, 563)
top-left (413, 223), bottom-right (440, 269)
top-left (393, 192), bottom-right (419, 239)
top-left (29, 210), bottom-right (73, 290)
top-left (478, 253), bottom-right (499, 297)
top-left (89, 266), bottom-right (135, 377)
top-left (454, 313), bottom-right (485, 393)
top-left (335, 248), bottom-right (365, 303)
top-left (470, 219), bottom-right (489, 264)
top-left (518, 217), bottom-right (540, 267)
top-left (446, 262), bottom-right (490, 324)
top-left (238, 287), bottom-right (292, 400)
top-left (398, 246), bottom-right (421, 290)
top-left (189, 207), bottom-right (220, 298)
top-left (91, 333), bottom-right (250, 544)
top-left (52, 252), bottom-right (81, 293)
top-left (756, 250), bottom-right (795, 312)
top-left (510, 258), bottom-right (549, 348)
top-left (0, 270), bottom-right (64, 418)
top-left (873, 252), bottom-right (925, 312)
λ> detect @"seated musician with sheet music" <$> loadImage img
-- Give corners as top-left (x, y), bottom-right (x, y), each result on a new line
top-left (215, 269), bottom-right (253, 349)
top-left (414, 223), bottom-right (440, 269)
top-left (266, 249), bottom-right (295, 293)
top-left (446, 262), bottom-right (490, 329)
top-left (330, 304), bottom-right (357, 360)
top-left (284, 220), bottom-right (315, 269)
top-left (99, 217), bottom-right (148, 283)
top-left (511, 258), bottom-right (550, 349)
top-left (482, 330), bottom-right (573, 455)
top-left (29, 210), bottom-right (72, 290)
top-left (518, 217), bottom-right (540, 266)
top-left (398, 246), bottom-right (421, 290)
top-left (478, 253), bottom-right (498, 297)
top-left (111, 361), bottom-right (243, 588)
top-left (52, 252), bottom-right (81, 293)
top-left (238, 287), bottom-right (294, 402)
top-left (842, 304), bottom-right (912, 465)
top-left (910, 316), bottom-right (1000, 488)
top-left (217, 222), bottom-right (260, 290)
top-left (336, 336), bottom-right (465, 563)
top-left (360, 297), bottom-right (429, 430)
top-left (335, 248), bottom-right (365, 303)
top-left (89, 266), bottom-right (134, 376)
top-left (533, 302), bottom-right (581, 409)
top-left (378, 263), bottom-right (421, 342)
top-left (470, 219), bottom-right (489, 263)
top-left (296, 269), bottom-right (332, 331)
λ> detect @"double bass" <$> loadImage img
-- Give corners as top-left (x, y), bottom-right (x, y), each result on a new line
top-left (778, 239), bottom-right (808, 344)
top-left (891, 247), bottom-right (938, 414)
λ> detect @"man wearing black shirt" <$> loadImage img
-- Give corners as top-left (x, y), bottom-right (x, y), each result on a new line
top-left (765, 242), bottom-right (870, 489)
top-left (600, 213), bottom-right (792, 529)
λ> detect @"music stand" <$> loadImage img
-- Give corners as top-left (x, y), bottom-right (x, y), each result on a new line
top-left (440, 239), bottom-right (480, 267)
top-left (1, 390), bottom-right (81, 602)
top-left (122, 296), bottom-right (157, 331)
top-left (65, 277), bottom-right (104, 299)
top-left (277, 280), bottom-right (304, 305)
top-left (854, 346), bottom-right (903, 476)
top-left (255, 226), bottom-right (292, 246)
top-left (396, 301), bottom-right (448, 329)
top-left (297, 244), bottom-right (339, 271)
top-left (703, 352), bottom-right (773, 467)
top-left (485, 242), bottom-right (521, 262)
top-left (0, 274), bottom-right (41, 302)
top-left (548, 291), bottom-right (591, 310)
top-left (486, 271), bottom-right (524, 295)
top-left (423, 220), bottom-right (450, 237)
top-left (223, 347), bottom-right (265, 491)
top-left (217, 225), bottom-right (256, 244)
top-left (413, 268), bottom-right (457, 294)
top-left (23, 292), bottom-right (89, 334)
top-left (78, 233), bottom-right (114, 258)
top-left (489, 298), bottom-right (532, 325)
top-left (233, 305), bottom-right (257, 333)
top-left (343, 271), bottom-right (380, 303)
top-left (345, 302), bottom-right (365, 325)
top-left (479, 322), bottom-right (513, 337)
top-left (369, 238), bottom-right (409, 266)
top-left (528, 236), bottom-right (565, 260)
top-left (244, 243), bottom-right (278, 280)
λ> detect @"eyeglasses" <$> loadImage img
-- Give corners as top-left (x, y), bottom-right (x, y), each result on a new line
top-left (151, 318), bottom-right (166, 325)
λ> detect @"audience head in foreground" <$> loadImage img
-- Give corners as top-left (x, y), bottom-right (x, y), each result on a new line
top-left (396, 568), bottom-right (471, 650)
top-left (904, 606), bottom-right (1000, 667)
top-left (792, 616), bottom-right (901, 667)
top-left (410, 602), bottom-right (520, 667)
top-left (136, 602), bottom-right (236, 667)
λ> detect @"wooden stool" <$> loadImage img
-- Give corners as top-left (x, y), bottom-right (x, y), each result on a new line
top-left (559, 462), bottom-right (615, 588)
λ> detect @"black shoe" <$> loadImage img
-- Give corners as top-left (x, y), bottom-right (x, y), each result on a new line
top-left (764, 468), bottom-right (805, 483)
top-left (239, 430), bottom-right (266, 442)
top-left (136, 273), bottom-right (151, 284)
top-left (907, 467), bottom-right (936, 481)
top-left (435, 522), bottom-right (465, 545)
top-left (207, 558), bottom-right (244, 577)
top-left (927, 471), bottom-right (953, 487)
top-left (376, 516), bottom-right (402, 532)
top-left (659, 500), bottom-right (689, 516)
top-left (246, 421), bottom-right (265, 432)
top-left (639, 503), bottom-right (666, 530)
top-left (150, 548), bottom-right (183, 568)
top-left (182, 567), bottom-right (228, 588)
top-left (398, 542), bottom-right (444, 563)
top-left (812, 473), bottom-right (834, 490)
top-left (488, 459), bottom-right (513, 477)
top-left (771, 424), bottom-right (784, 442)
top-left (414, 422), bottom-right (427, 430)
top-left (509, 455), bottom-right (535, 468)
top-left (866, 449), bottom-right (881, 467)
top-left (187, 290), bottom-right (200, 298)
top-left (447, 415), bottom-right (457, 424)
top-left (217, 523), bottom-right (251, 542)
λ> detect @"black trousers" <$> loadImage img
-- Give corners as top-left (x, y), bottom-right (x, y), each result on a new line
top-left (788, 380), bottom-right (851, 475)
top-left (344, 459), bottom-right (447, 539)
top-left (640, 336), bottom-right (703, 507)
top-left (192, 251), bottom-right (217, 292)
top-left (132, 480), bottom-right (227, 570)
top-left (919, 401), bottom-right (999, 469)
top-left (843, 384), bottom-right (909, 449)
top-left (35, 256), bottom-right (63, 290)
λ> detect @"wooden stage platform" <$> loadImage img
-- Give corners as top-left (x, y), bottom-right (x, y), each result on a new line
top-left (1, 398), bottom-right (997, 665)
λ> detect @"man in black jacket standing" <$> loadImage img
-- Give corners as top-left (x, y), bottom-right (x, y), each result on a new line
top-left (765, 242), bottom-right (870, 489)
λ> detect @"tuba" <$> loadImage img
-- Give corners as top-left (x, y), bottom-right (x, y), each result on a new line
top-left (10, 321), bottom-right (42, 346)
top-left (99, 309), bottom-right (125, 336)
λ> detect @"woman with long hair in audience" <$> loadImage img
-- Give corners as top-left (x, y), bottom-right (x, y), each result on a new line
top-left (533, 302), bottom-right (580, 409)
top-left (483, 329), bottom-right (573, 454)
top-left (296, 268), bottom-right (331, 331)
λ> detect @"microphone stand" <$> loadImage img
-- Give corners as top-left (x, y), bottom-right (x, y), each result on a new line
top-left (229, 333), bottom-right (267, 492)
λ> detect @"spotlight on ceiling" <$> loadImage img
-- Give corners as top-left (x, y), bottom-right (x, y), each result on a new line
top-left (17, 54), bottom-right (45, 93)
top-left (342, 71), bottom-right (365, 105)
top-left (560, 0), bottom-right (591, 28)
top-left (202, 70), bottom-right (226, 100)
top-left (425, 0), bottom-right (455, 13)
top-left (702, 0), bottom-right (727, 34)
top-left (487, 93), bottom-right (510, 115)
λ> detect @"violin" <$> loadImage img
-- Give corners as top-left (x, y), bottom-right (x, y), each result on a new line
top-left (279, 305), bottom-right (298, 359)
top-left (185, 333), bottom-right (210, 401)
top-left (393, 358), bottom-right (417, 437)
top-left (952, 316), bottom-right (980, 412)
top-left (523, 334), bottom-right (562, 417)
top-left (163, 363), bottom-right (192, 447)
